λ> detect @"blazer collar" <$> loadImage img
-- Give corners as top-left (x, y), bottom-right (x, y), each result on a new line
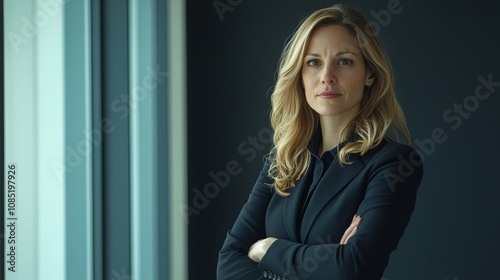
top-left (307, 125), bottom-right (358, 158)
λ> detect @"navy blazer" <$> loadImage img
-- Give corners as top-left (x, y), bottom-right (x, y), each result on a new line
top-left (217, 139), bottom-right (424, 279)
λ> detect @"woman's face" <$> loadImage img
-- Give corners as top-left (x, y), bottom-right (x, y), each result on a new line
top-left (302, 24), bottom-right (373, 120)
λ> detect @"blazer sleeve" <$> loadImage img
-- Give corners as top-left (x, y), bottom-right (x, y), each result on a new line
top-left (217, 160), bottom-right (274, 280)
top-left (258, 144), bottom-right (424, 279)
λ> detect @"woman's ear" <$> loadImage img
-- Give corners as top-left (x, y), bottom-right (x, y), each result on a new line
top-left (365, 71), bottom-right (375, 87)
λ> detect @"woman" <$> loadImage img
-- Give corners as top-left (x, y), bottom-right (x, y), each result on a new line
top-left (217, 5), bottom-right (423, 280)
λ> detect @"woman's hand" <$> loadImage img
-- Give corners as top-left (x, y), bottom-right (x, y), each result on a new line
top-left (340, 214), bottom-right (362, 244)
top-left (248, 237), bottom-right (278, 263)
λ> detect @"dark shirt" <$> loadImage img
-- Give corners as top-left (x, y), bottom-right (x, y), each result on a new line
top-left (297, 129), bottom-right (337, 230)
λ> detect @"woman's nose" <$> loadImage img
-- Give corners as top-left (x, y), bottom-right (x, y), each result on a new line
top-left (321, 67), bottom-right (336, 84)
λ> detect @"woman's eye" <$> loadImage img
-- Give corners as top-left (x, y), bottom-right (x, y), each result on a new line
top-left (338, 59), bottom-right (353, 66)
top-left (306, 59), bottom-right (320, 67)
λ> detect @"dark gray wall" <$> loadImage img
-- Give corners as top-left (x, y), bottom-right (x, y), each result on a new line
top-left (187, 1), bottom-right (500, 279)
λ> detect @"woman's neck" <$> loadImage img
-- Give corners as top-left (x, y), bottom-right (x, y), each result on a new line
top-left (318, 113), bottom-right (354, 156)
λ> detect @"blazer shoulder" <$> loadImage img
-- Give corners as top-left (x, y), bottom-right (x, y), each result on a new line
top-left (360, 140), bottom-right (424, 193)
top-left (379, 139), bottom-right (418, 155)
top-left (362, 139), bottom-right (422, 167)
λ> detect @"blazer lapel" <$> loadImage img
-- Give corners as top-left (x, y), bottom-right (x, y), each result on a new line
top-left (300, 156), bottom-right (365, 241)
top-left (283, 164), bottom-right (314, 242)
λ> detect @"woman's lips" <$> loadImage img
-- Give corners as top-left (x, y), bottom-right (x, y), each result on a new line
top-left (318, 91), bottom-right (342, 99)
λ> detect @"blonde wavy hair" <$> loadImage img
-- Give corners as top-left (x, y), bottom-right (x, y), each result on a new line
top-left (268, 4), bottom-right (410, 196)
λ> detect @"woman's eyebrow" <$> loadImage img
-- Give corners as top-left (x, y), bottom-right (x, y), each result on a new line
top-left (304, 51), bottom-right (360, 57)
top-left (336, 50), bottom-right (360, 56)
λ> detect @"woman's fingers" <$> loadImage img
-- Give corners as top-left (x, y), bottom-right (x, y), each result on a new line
top-left (340, 214), bottom-right (362, 244)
